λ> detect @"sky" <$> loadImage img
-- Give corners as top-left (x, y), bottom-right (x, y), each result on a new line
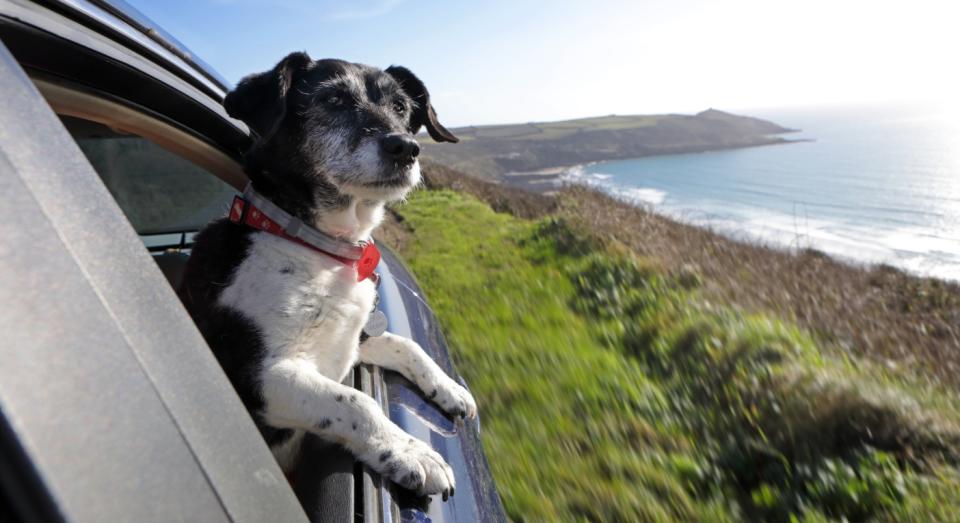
top-left (131, 0), bottom-right (959, 127)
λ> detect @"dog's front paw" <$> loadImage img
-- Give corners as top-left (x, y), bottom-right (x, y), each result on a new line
top-left (373, 437), bottom-right (455, 498)
top-left (429, 378), bottom-right (477, 420)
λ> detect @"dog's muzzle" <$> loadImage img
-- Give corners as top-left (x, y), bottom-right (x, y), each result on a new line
top-left (379, 133), bottom-right (420, 165)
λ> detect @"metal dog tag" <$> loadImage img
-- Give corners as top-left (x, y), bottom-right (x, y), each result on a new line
top-left (363, 310), bottom-right (388, 337)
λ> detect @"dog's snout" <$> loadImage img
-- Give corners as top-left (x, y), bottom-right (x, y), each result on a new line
top-left (380, 134), bottom-right (420, 162)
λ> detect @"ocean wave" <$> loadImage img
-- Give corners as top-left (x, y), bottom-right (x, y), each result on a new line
top-left (560, 166), bottom-right (667, 205)
top-left (562, 163), bottom-right (959, 280)
top-left (679, 206), bottom-right (960, 281)
top-left (618, 187), bottom-right (668, 205)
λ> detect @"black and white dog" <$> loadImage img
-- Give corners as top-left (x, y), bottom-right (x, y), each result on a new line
top-left (178, 52), bottom-right (474, 499)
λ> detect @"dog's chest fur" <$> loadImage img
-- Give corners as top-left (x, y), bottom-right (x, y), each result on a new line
top-left (218, 232), bottom-right (377, 382)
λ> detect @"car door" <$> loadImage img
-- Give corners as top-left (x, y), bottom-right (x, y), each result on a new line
top-left (0, 38), bottom-right (308, 523)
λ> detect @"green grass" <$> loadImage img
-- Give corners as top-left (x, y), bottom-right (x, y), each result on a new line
top-left (395, 191), bottom-right (700, 520)
top-left (391, 189), bottom-right (960, 522)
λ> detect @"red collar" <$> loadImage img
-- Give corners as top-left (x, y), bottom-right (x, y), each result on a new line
top-left (228, 195), bottom-right (380, 283)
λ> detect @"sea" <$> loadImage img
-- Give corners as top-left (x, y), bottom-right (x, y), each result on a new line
top-left (562, 102), bottom-right (960, 281)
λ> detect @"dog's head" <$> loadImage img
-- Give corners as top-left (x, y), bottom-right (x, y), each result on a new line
top-left (225, 52), bottom-right (457, 206)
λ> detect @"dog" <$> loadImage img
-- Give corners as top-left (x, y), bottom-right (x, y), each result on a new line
top-left (178, 52), bottom-right (475, 499)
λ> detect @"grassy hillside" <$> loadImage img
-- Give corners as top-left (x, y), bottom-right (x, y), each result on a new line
top-left (380, 165), bottom-right (960, 521)
top-left (420, 109), bottom-right (796, 179)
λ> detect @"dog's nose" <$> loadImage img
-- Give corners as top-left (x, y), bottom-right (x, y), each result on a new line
top-left (380, 134), bottom-right (420, 162)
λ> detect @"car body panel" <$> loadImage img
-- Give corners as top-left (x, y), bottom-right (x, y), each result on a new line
top-left (377, 249), bottom-right (506, 523)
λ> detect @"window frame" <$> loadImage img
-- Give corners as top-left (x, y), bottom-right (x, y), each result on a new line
top-left (36, 76), bottom-right (247, 192)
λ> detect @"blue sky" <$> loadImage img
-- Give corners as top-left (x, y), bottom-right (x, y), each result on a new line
top-left (131, 0), bottom-right (958, 127)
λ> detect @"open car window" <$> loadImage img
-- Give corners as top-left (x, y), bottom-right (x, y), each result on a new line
top-left (60, 115), bottom-right (237, 237)
top-left (54, 113), bottom-right (238, 289)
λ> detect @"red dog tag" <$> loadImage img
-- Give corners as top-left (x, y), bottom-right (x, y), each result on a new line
top-left (356, 242), bottom-right (381, 282)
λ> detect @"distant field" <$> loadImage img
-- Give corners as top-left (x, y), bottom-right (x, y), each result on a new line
top-left (452, 115), bottom-right (663, 142)
top-left (421, 109), bottom-right (795, 179)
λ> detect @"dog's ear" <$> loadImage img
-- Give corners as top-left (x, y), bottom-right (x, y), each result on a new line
top-left (384, 66), bottom-right (458, 143)
top-left (225, 51), bottom-right (313, 139)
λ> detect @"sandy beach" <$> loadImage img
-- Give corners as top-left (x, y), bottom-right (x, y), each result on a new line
top-left (501, 165), bottom-right (580, 194)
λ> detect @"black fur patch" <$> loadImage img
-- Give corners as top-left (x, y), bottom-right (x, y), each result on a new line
top-left (178, 222), bottom-right (266, 414)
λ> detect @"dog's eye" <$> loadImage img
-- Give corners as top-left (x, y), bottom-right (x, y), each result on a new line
top-left (392, 100), bottom-right (406, 114)
top-left (326, 95), bottom-right (344, 107)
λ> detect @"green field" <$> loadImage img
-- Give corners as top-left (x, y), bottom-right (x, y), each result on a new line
top-left (390, 188), bottom-right (960, 522)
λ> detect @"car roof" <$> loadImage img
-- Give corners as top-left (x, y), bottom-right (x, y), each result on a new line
top-left (1, 0), bottom-right (251, 158)
top-left (39, 0), bottom-right (232, 99)
top-left (85, 0), bottom-right (233, 92)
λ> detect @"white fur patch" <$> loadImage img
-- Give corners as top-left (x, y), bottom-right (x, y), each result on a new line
top-left (219, 232), bottom-right (378, 381)
top-left (313, 197), bottom-right (386, 243)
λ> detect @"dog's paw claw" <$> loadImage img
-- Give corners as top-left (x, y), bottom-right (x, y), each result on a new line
top-left (373, 437), bottom-right (455, 497)
top-left (432, 379), bottom-right (477, 420)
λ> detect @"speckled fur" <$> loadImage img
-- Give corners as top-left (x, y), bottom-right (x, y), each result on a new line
top-left (179, 53), bottom-right (468, 498)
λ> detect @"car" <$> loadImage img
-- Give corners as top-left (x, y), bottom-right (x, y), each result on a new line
top-left (0, 1), bottom-right (505, 521)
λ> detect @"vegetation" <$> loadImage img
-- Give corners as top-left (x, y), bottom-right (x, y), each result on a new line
top-left (381, 165), bottom-right (960, 522)
top-left (420, 109), bottom-right (795, 179)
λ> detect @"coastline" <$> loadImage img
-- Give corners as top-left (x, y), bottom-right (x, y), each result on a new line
top-left (497, 146), bottom-right (957, 282)
top-left (499, 138), bottom-right (809, 194)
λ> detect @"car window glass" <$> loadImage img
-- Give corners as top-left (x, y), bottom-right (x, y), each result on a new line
top-left (59, 115), bottom-right (236, 235)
